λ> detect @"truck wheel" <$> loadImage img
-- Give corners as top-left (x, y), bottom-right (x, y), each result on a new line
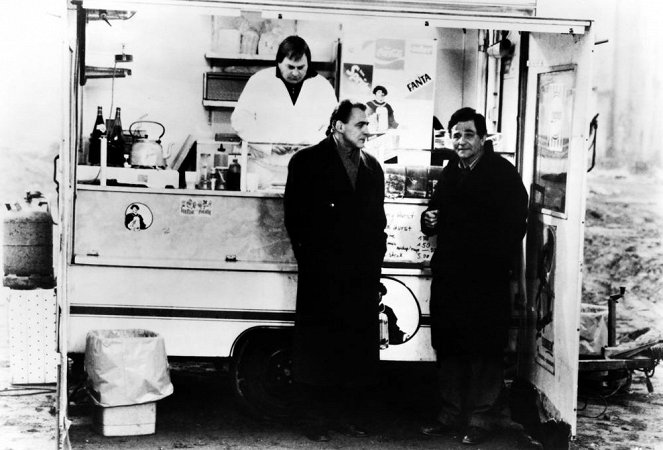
top-left (231, 330), bottom-right (294, 420)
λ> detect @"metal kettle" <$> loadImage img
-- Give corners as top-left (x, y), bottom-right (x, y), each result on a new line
top-left (129, 121), bottom-right (170, 168)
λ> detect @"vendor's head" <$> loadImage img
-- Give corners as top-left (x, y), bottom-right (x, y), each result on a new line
top-left (276, 35), bottom-right (312, 85)
top-left (328, 100), bottom-right (369, 150)
top-left (448, 107), bottom-right (487, 163)
top-left (373, 85), bottom-right (388, 101)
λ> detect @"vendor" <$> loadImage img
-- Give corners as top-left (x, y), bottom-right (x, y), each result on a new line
top-left (231, 35), bottom-right (338, 145)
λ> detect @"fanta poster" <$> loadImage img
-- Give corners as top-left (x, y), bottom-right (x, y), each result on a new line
top-left (340, 38), bottom-right (437, 150)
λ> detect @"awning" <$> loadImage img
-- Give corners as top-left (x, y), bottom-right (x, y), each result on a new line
top-left (80, 0), bottom-right (591, 34)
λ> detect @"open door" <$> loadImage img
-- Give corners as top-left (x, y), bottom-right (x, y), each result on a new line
top-left (516, 28), bottom-right (595, 444)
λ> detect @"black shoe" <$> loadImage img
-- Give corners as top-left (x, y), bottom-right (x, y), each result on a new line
top-left (420, 423), bottom-right (455, 437)
top-left (462, 426), bottom-right (489, 445)
top-left (337, 423), bottom-right (369, 438)
top-left (303, 426), bottom-right (331, 442)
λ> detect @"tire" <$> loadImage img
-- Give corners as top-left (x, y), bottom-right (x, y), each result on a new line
top-left (231, 330), bottom-right (295, 420)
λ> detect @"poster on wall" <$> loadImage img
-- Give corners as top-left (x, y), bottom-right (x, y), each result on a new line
top-left (533, 221), bottom-right (556, 375)
top-left (339, 38), bottom-right (437, 151)
top-left (533, 67), bottom-right (576, 215)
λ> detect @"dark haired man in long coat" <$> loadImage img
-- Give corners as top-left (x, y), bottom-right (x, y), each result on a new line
top-left (284, 100), bottom-right (387, 441)
top-left (421, 107), bottom-right (528, 445)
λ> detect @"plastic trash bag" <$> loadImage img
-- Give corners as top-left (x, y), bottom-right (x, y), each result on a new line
top-left (579, 304), bottom-right (608, 356)
top-left (84, 329), bottom-right (174, 407)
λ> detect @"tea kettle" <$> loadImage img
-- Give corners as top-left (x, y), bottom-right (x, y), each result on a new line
top-left (129, 121), bottom-right (170, 168)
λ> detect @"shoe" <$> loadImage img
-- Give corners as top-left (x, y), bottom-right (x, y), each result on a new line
top-left (462, 426), bottom-right (489, 445)
top-left (303, 426), bottom-right (331, 442)
top-left (420, 423), bottom-right (455, 437)
top-left (337, 423), bottom-right (369, 438)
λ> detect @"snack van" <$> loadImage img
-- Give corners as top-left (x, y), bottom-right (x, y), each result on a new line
top-left (55, 0), bottom-right (594, 447)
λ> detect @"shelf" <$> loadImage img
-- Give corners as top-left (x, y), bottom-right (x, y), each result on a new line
top-left (202, 100), bottom-right (237, 108)
top-left (205, 52), bottom-right (335, 72)
top-left (84, 65), bottom-right (131, 79)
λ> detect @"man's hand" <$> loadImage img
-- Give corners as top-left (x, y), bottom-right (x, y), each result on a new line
top-left (423, 210), bottom-right (439, 229)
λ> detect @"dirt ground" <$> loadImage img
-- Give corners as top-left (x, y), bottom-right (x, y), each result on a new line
top-left (1, 167), bottom-right (662, 450)
top-left (572, 167), bottom-right (663, 450)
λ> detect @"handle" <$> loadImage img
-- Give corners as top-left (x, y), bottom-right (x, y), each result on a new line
top-left (129, 121), bottom-right (165, 140)
top-left (53, 154), bottom-right (60, 194)
top-left (586, 113), bottom-right (599, 173)
top-left (163, 142), bottom-right (173, 159)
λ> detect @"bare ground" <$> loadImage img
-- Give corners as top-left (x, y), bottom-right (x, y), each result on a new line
top-left (572, 168), bottom-right (663, 450)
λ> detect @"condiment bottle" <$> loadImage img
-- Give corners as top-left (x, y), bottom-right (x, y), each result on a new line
top-left (209, 169), bottom-right (220, 191)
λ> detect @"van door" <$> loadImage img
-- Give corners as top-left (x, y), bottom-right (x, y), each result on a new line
top-left (517, 28), bottom-right (595, 440)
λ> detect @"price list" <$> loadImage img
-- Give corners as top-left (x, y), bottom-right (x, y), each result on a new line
top-left (384, 203), bottom-right (436, 264)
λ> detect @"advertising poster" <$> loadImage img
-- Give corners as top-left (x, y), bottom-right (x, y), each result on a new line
top-left (533, 221), bottom-right (556, 375)
top-left (533, 68), bottom-right (576, 214)
top-left (339, 38), bottom-right (437, 150)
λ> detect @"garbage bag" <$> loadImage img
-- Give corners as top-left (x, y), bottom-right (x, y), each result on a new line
top-left (579, 304), bottom-right (608, 356)
top-left (84, 329), bottom-right (174, 407)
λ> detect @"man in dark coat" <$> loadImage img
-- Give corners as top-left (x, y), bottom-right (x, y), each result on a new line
top-left (284, 99), bottom-right (387, 441)
top-left (420, 107), bottom-right (528, 445)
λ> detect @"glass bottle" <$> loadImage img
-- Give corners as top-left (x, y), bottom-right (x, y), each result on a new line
top-left (379, 304), bottom-right (389, 349)
top-left (198, 154), bottom-right (210, 189)
top-left (107, 107), bottom-right (126, 167)
top-left (88, 106), bottom-right (106, 165)
top-left (227, 158), bottom-right (241, 191)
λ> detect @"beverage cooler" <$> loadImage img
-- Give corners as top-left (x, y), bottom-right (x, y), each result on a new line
top-left (56, 0), bottom-right (595, 447)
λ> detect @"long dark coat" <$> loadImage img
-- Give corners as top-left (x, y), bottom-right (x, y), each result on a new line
top-left (421, 148), bottom-right (528, 357)
top-left (284, 135), bottom-right (387, 387)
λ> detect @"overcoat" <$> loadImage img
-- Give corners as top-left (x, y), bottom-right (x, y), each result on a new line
top-left (284, 135), bottom-right (387, 387)
top-left (421, 148), bottom-right (528, 357)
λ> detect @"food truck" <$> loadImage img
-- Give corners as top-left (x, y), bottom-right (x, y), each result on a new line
top-left (55, 0), bottom-right (595, 446)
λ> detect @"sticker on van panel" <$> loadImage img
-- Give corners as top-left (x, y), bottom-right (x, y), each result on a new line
top-left (180, 198), bottom-right (213, 216)
top-left (124, 203), bottom-right (153, 231)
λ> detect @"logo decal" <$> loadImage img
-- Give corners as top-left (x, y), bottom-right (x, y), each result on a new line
top-left (125, 203), bottom-right (153, 231)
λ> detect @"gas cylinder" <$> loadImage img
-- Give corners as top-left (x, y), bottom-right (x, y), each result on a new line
top-left (2, 191), bottom-right (54, 288)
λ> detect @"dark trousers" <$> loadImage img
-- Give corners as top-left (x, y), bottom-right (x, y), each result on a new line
top-left (436, 353), bottom-right (504, 430)
top-left (293, 383), bottom-right (371, 429)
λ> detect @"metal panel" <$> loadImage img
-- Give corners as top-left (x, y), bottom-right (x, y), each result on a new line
top-left (73, 188), bottom-right (296, 268)
top-left (66, 263), bottom-right (436, 360)
top-left (519, 27), bottom-right (595, 436)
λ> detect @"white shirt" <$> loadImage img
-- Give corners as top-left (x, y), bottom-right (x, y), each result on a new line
top-left (231, 68), bottom-right (338, 145)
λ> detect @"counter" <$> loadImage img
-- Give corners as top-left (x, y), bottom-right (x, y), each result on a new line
top-left (74, 183), bottom-right (434, 273)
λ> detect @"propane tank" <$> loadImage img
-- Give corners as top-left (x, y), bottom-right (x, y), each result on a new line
top-left (2, 191), bottom-right (54, 288)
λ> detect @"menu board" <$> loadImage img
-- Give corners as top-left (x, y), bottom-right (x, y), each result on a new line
top-left (384, 202), bottom-right (436, 264)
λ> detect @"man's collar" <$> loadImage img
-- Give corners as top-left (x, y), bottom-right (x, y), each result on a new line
top-left (332, 135), bottom-right (360, 156)
top-left (274, 66), bottom-right (317, 81)
top-left (458, 151), bottom-right (483, 171)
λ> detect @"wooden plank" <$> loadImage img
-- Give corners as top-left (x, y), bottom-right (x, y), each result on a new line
top-left (578, 358), bottom-right (656, 372)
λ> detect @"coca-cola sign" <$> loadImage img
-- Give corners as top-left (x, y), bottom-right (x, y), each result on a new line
top-left (375, 39), bottom-right (405, 70)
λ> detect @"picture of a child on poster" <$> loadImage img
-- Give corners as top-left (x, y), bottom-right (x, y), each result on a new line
top-left (366, 85), bottom-right (399, 132)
